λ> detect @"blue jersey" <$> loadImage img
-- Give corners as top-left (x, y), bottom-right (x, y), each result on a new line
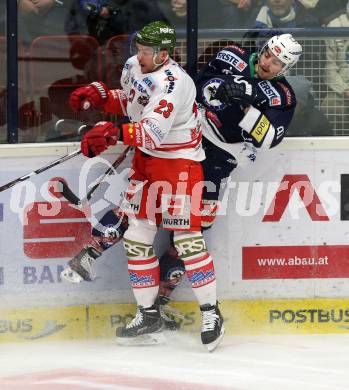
top-left (196, 44), bottom-right (297, 149)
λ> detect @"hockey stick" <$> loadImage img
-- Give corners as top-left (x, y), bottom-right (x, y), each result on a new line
top-left (0, 119), bottom-right (92, 193)
top-left (0, 149), bottom-right (82, 193)
top-left (59, 145), bottom-right (131, 284)
top-left (58, 145), bottom-right (132, 206)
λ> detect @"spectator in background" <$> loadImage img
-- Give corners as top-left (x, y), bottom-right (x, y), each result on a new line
top-left (297, 0), bottom-right (318, 7)
top-left (66, 0), bottom-right (128, 43)
top-left (321, 1), bottom-right (349, 132)
top-left (66, 0), bottom-right (168, 45)
top-left (124, 0), bottom-right (168, 32)
top-left (254, 0), bottom-right (319, 29)
top-left (223, 0), bottom-right (253, 11)
top-left (18, 0), bottom-right (59, 16)
top-left (18, 0), bottom-right (72, 46)
top-left (15, 1), bottom-right (74, 142)
top-left (157, 0), bottom-right (253, 30)
top-left (286, 76), bottom-right (333, 136)
top-left (65, 0), bottom-right (93, 36)
top-left (298, 0), bottom-right (347, 25)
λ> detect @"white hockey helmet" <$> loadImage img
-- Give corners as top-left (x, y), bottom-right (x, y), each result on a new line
top-left (260, 33), bottom-right (302, 77)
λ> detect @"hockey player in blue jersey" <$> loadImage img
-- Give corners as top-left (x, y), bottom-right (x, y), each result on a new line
top-left (195, 33), bottom-right (302, 230)
top-left (199, 33), bottom-right (300, 151)
top-left (61, 32), bottom-right (302, 329)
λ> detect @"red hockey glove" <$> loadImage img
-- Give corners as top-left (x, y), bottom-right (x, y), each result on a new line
top-left (81, 122), bottom-right (119, 158)
top-left (69, 81), bottom-right (109, 112)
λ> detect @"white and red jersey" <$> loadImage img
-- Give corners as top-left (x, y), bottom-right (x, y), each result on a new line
top-left (104, 56), bottom-right (204, 161)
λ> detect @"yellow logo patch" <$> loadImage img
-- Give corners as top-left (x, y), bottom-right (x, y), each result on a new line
top-left (251, 115), bottom-right (270, 143)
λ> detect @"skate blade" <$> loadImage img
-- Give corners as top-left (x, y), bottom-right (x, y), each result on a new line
top-left (116, 332), bottom-right (166, 346)
top-left (205, 325), bottom-right (225, 353)
top-left (60, 267), bottom-right (84, 283)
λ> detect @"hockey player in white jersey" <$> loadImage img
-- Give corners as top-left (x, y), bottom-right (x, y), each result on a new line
top-left (66, 21), bottom-right (224, 351)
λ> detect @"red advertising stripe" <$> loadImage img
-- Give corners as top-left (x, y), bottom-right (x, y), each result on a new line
top-left (262, 174), bottom-right (329, 222)
top-left (243, 245), bottom-right (349, 279)
top-left (23, 202), bottom-right (91, 259)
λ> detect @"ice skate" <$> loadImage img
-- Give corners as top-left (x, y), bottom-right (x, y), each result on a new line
top-left (155, 295), bottom-right (182, 331)
top-left (116, 305), bottom-right (165, 345)
top-left (200, 302), bottom-right (225, 352)
top-left (60, 246), bottom-right (101, 283)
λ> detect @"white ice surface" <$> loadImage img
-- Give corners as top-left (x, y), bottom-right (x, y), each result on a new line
top-left (1, 332), bottom-right (349, 390)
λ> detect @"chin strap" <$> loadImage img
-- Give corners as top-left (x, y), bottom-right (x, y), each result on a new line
top-left (152, 53), bottom-right (169, 70)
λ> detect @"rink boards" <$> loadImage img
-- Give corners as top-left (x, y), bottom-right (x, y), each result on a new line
top-left (0, 298), bottom-right (349, 343)
top-left (1, 138), bottom-right (349, 342)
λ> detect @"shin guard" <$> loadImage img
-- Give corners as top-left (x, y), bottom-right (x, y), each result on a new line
top-left (174, 231), bottom-right (216, 306)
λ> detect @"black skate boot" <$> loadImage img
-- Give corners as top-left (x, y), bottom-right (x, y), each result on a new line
top-left (200, 302), bottom-right (225, 352)
top-left (116, 304), bottom-right (165, 345)
top-left (60, 246), bottom-right (101, 283)
top-left (155, 295), bottom-right (181, 331)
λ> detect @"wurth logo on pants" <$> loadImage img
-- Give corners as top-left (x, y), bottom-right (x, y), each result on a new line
top-left (23, 202), bottom-right (91, 259)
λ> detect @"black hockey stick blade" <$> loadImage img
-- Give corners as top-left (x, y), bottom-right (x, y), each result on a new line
top-left (57, 179), bottom-right (81, 205)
